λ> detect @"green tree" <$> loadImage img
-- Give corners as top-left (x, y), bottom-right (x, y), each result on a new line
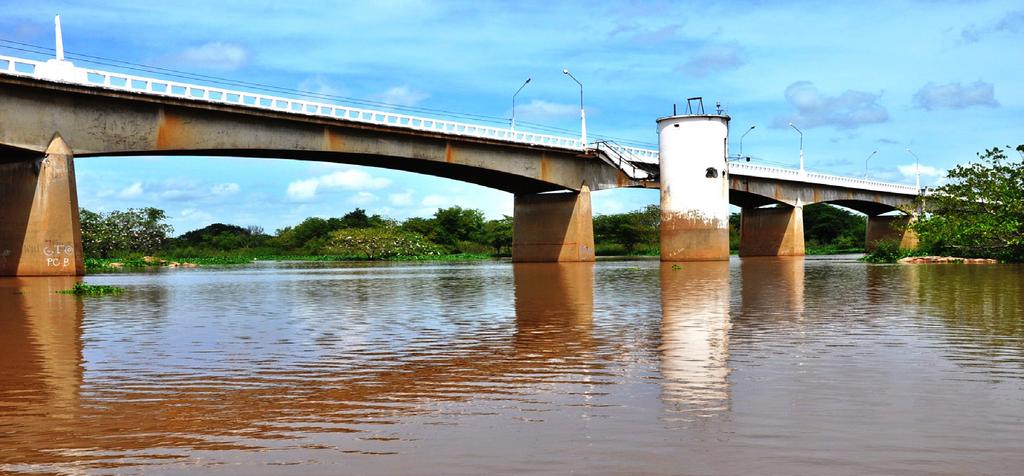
top-left (171, 223), bottom-right (270, 251)
top-left (912, 145), bottom-right (1024, 261)
top-left (431, 206), bottom-right (485, 251)
top-left (325, 226), bottom-right (442, 259)
top-left (272, 209), bottom-right (391, 253)
top-left (80, 207), bottom-right (173, 258)
top-left (481, 216), bottom-right (513, 254)
top-left (802, 203), bottom-right (866, 249)
top-left (400, 216), bottom-right (436, 237)
top-left (729, 212), bottom-right (741, 250)
top-left (337, 208), bottom-right (388, 229)
top-left (593, 205), bottom-right (659, 254)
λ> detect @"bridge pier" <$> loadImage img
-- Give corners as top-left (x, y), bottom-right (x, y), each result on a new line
top-left (866, 214), bottom-right (918, 251)
top-left (658, 113), bottom-right (731, 261)
top-left (739, 206), bottom-right (805, 257)
top-left (0, 134), bottom-right (84, 276)
top-left (511, 186), bottom-right (595, 262)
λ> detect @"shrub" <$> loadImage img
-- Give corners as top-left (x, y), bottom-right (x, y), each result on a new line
top-left (325, 227), bottom-right (443, 259)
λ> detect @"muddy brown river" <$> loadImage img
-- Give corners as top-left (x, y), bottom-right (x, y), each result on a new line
top-left (1, 257), bottom-right (1022, 475)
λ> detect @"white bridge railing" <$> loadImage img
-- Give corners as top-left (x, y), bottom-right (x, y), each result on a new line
top-left (728, 162), bottom-right (920, 195)
top-left (0, 54), bottom-right (585, 150)
top-left (0, 53), bottom-right (921, 195)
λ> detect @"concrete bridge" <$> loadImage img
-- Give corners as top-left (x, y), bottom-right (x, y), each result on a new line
top-left (0, 51), bottom-right (920, 276)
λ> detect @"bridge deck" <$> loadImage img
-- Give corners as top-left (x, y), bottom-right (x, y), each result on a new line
top-left (0, 53), bottom-right (919, 197)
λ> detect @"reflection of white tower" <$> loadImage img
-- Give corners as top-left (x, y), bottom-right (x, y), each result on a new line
top-left (659, 262), bottom-right (731, 423)
top-left (658, 100), bottom-right (730, 261)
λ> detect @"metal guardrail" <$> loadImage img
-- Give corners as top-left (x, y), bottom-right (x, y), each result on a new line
top-left (593, 141), bottom-right (652, 180)
top-left (728, 162), bottom-right (920, 195)
top-left (602, 143), bottom-right (660, 164)
top-left (0, 54), bottom-right (585, 151)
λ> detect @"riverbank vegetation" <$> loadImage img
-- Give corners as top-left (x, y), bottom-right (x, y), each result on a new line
top-left (57, 282), bottom-right (124, 296)
top-left (864, 144), bottom-right (1023, 263)
top-left (84, 198), bottom-right (875, 272)
top-left (727, 204), bottom-right (867, 254)
top-left (82, 206), bottom-right (513, 270)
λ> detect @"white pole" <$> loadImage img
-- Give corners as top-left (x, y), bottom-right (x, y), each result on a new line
top-left (916, 155), bottom-right (920, 190)
top-left (563, 69), bottom-right (586, 149)
top-left (864, 150), bottom-right (877, 178)
top-left (55, 14), bottom-right (64, 61)
top-left (789, 123), bottom-right (804, 173)
top-left (907, 148), bottom-right (921, 190)
top-left (580, 108), bottom-right (587, 147)
top-left (511, 77), bottom-right (530, 131)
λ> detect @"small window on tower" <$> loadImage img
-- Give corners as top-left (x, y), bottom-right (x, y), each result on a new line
top-left (705, 167), bottom-right (718, 178)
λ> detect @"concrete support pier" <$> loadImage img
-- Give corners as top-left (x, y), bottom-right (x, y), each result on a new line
top-left (865, 214), bottom-right (918, 251)
top-left (512, 186), bottom-right (595, 262)
top-left (0, 134), bottom-right (84, 276)
top-left (739, 206), bottom-right (806, 257)
top-left (658, 111), bottom-right (731, 261)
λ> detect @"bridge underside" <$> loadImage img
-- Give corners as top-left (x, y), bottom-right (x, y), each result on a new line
top-left (729, 175), bottom-right (919, 257)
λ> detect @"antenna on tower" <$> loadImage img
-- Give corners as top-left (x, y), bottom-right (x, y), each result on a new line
top-left (54, 14), bottom-right (64, 61)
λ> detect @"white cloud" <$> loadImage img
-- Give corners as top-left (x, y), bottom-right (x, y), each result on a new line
top-left (389, 190), bottom-right (415, 206)
top-left (211, 183), bottom-right (240, 196)
top-left (609, 22), bottom-right (683, 44)
top-left (320, 169), bottom-right (392, 189)
top-left (898, 164), bottom-right (943, 178)
top-left (515, 100), bottom-right (580, 120)
top-left (378, 86), bottom-right (428, 106)
top-left (117, 182), bottom-right (144, 199)
top-left (680, 42), bottom-right (748, 77)
top-left (773, 81), bottom-right (888, 130)
top-left (286, 178), bottom-right (320, 201)
top-left (286, 169), bottom-right (392, 201)
top-left (421, 194), bottom-right (450, 207)
top-left (178, 208), bottom-right (215, 231)
top-left (349, 192), bottom-right (379, 205)
top-left (174, 42), bottom-right (249, 71)
top-left (961, 9), bottom-right (1024, 43)
top-left (912, 81), bottom-right (998, 110)
top-left (298, 75), bottom-right (343, 98)
top-left (593, 197), bottom-right (625, 214)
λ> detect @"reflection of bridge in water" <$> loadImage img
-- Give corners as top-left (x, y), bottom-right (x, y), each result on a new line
top-left (3, 260), bottom-right (1023, 472)
top-left (1, 18), bottom-right (922, 276)
top-left (0, 265), bottom-right (605, 470)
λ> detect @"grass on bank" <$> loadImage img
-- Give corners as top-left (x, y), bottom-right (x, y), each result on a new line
top-left (57, 282), bottom-right (124, 296)
top-left (85, 252), bottom-right (497, 273)
top-left (860, 240), bottom-right (930, 264)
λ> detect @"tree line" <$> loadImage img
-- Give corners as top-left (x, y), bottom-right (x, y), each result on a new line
top-left (82, 202), bottom-right (873, 261)
top-left (81, 206), bottom-right (514, 260)
top-left (81, 144), bottom-right (1023, 263)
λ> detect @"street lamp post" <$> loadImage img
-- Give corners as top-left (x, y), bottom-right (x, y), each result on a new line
top-left (511, 77), bottom-right (531, 131)
top-left (864, 150), bottom-right (877, 178)
top-left (562, 68), bottom-right (586, 148)
top-left (906, 148), bottom-right (921, 190)
top-left (739, 125), bottom-right (756, 158)
top-left (788, 122), bottom-right (804, 173)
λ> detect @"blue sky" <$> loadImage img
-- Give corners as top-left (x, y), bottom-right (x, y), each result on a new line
top-left (2, 1), bottom-right (1021, 234)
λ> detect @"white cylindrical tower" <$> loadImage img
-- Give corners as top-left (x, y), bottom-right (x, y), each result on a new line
top-left (658, 112), bottom-right (730, 261)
